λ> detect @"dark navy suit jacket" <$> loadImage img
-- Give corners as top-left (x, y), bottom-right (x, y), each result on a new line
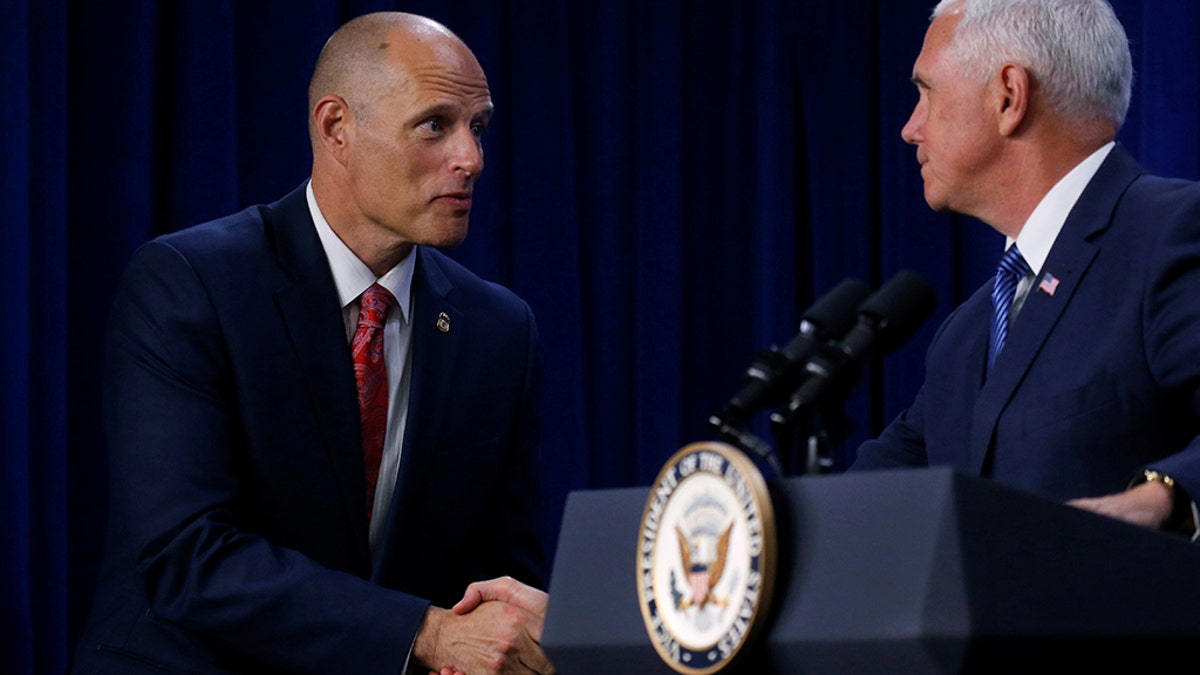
top-left (854, 145), bottom-right (1200, 504)
top-left (72, 185), bottom-right (545, 673)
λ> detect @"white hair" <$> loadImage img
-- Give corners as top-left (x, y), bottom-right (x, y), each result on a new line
top-left (932, 0), bottom-right (1133, 128)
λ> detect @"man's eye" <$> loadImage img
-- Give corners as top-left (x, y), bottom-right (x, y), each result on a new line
top-left (421, 119), bottom-right (443, 132)
top-left (471, 123), bottom-right (487, 137)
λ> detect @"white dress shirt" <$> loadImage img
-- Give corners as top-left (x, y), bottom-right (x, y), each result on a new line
top-left (1006, 142), bottom-right (1115, 321)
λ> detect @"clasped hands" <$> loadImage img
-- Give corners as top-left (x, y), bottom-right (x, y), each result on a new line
top-left (416, 576), bottom-right (555, 675)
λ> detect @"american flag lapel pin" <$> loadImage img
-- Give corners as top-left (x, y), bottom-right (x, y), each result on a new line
top-left (1038, 272), bottom-right (1060, 297)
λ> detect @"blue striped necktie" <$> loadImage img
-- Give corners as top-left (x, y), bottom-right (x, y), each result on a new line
top-left (989, 244), bottom-right (1032, 370)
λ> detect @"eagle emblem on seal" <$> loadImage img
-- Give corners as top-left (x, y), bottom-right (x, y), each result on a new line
top-left (674, 521), bottom-right (733, 611)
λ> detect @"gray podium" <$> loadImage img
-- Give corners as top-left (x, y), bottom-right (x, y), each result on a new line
top-left (541, 467), bottom-right (1200, 673)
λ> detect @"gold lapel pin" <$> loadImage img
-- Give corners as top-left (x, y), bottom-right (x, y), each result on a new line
top-left (436, 312), bottom-right (451, 334)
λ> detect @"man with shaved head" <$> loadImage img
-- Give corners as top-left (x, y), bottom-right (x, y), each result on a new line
top-left (72, 13), bottom-right (553, 674)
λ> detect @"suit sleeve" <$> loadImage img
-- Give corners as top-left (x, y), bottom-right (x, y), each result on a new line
top-left (104, 241), bottom-right (426, 673)
top-left (850, 385), bottom-right (932, 471)
top-left (848, 305), bottom-right (971, 471)
top-left (1139, 189), bottom-right (1200, 503)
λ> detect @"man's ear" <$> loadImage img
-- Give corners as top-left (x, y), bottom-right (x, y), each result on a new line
top-left (313, 94), bottom-right (353, 165)
top-left (996, 62), bottom-right (1029, 137)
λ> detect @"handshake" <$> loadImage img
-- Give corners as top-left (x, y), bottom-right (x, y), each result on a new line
top-left (416, 576), bottom-right (555, 675)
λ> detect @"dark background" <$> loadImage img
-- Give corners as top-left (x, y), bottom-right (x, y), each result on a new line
top-left (6, 1), bottom-right (1199, 672)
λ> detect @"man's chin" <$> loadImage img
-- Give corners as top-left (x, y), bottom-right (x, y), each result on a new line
top-left (923, 189), bottom-right (953, 213)
top-left (421, 222), bottom-right (470, 249)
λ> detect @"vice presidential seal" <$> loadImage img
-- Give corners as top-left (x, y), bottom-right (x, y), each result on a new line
top-left (637, 441), bottom-right (777, 674)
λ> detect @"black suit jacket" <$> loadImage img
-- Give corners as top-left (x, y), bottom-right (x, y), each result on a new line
top-left (72, 184), bottom-right (545, 674)
top-left (854, 145), bottom-right (1200, 504)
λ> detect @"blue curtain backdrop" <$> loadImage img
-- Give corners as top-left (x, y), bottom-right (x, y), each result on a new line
top-left (5, 0), bottom-right (1199, 671)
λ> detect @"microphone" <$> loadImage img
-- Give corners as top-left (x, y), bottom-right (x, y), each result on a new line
top-left (713, 278), bottom-right (870, 427)
top-left (770, 270), bottom-right (936, 427)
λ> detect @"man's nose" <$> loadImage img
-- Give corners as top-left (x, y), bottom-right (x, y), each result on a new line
top-left (451, 129), bottom-right (484, 178)
top-left (901, 104), bottom-right (923, 145)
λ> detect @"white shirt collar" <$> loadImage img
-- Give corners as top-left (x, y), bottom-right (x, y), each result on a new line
top-left (1009, 141), bottom-right (1115, 272)
top-left (305, 180), bottom-right (415, 321)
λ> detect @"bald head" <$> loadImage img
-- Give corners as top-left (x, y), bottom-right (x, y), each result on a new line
top-left (306, 11), bottom-right (492, 275)
top-left (307, 12), bottom-right (472, 145)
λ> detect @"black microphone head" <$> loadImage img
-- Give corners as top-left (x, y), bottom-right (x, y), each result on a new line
top-left (858, 270), bottom-right (937, 354)
top-left (802, 278), bottom-right (871, 337)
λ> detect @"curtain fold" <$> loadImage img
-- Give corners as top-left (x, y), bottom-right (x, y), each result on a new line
top-left (5, 1), bottom-right (70, 672)
top-left (6, 1), bottom-right (1199, 670)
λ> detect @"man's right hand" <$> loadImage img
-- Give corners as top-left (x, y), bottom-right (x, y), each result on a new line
top-left (414, 586), bottom-right (554, 675)
top-left (451, 576), bottom-right (547, 622)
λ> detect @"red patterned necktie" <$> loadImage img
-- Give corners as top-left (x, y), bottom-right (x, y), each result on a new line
top-left (352, 283), bottom-right (396, 521)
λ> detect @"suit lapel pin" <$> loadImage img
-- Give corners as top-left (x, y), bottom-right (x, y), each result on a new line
top-left (1038, 272), bottom-right (1060, 297)
top-left (436, 312), bottom-right (451, 333)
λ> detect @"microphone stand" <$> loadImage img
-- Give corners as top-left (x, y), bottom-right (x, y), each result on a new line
top-left (805, 403), bottom-right (854, 474)
top-left (768, 357), bottom-right (859, 476)
top-left (766, 405), bottom-right (832, 476)
top-left (708, 413), bottom-right (784, 478)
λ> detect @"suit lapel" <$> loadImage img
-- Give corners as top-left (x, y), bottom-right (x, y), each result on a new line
top-left (268, 185), bottom-right (373, 569)
top-left (966, 145), bottom-right (1143, 474)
